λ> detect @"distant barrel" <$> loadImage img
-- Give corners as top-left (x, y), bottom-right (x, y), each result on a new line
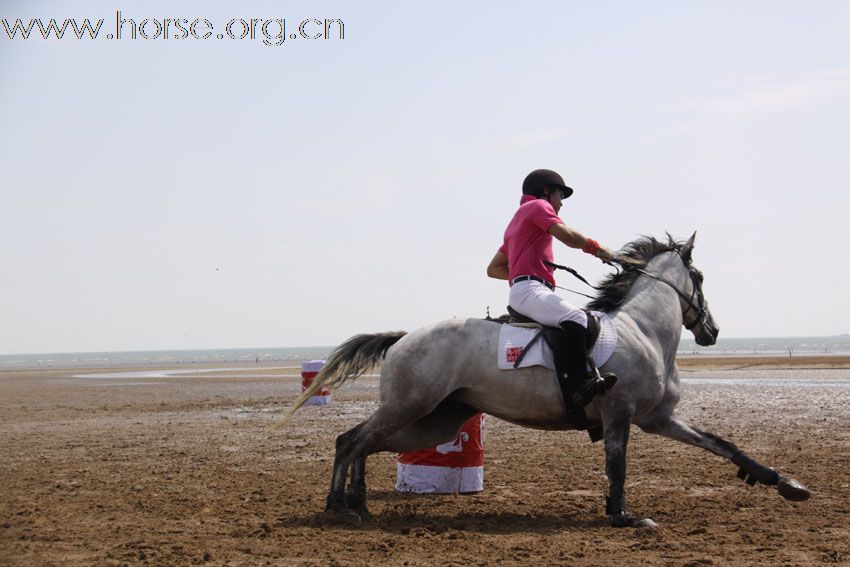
top-left (396, 414), bottom-right (485, 494)
top-left (301, 360), bottom-right (331, 406)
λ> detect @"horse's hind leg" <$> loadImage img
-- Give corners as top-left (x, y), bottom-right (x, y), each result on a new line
top-left (339, 400), bottom-right (479, 521)
top-left (325, 404), bottom-right (424, 521)
top-left (345, 456), bottom-right (369, 519)
top-left (326, 422), bottom-right (365, 521)
top-left (639, 415), bottom-right (810, 501)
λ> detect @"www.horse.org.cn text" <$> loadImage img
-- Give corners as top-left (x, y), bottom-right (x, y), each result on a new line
top-left (1, 11), bottom-right (346, 47)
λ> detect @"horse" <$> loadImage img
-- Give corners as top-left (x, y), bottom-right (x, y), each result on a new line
top-left (282, 233), bottom-right (810, 527)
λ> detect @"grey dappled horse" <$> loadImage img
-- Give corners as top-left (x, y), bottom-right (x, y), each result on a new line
top-left (283, 234), bottom-right (810, 527)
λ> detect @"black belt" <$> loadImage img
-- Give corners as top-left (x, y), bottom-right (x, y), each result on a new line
top-left (510, 275), bottom-right (554, 291)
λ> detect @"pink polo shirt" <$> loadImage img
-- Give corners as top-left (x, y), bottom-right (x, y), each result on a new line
top-left (498, 195), bottom-right (563, 287)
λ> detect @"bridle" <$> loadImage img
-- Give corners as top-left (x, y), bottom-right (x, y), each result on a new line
top-left (546, 252), bottom-right (710, 331)
top-left (631, 254), bottom-right (708, 331)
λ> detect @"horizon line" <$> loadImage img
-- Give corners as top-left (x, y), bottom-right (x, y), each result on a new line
top-left (3, 334), bottom-right (849, 358)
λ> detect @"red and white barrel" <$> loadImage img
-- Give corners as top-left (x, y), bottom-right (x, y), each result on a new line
top-left (301, 360), bottom-right (331, 406)
top-left (396, 414), bottom-right (485, 494)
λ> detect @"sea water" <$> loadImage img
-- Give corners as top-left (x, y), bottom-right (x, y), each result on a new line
top-left (0, 346), bottom-right (334, 371)
top-left (677, 335), bottom-right (850, 357)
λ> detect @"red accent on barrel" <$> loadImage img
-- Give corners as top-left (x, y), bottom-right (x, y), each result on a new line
top-left (397, 414), bottom-right (485, 468)
top-left (300, 371), bottom-right (330, 395)
top-left (301, 361), bottom-right (331, 405)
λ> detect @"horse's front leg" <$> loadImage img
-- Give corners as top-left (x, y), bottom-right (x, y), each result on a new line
top-left (604, 414), bottom-right (659, 528)
top-left (639, 415), bottom-right (810, 501)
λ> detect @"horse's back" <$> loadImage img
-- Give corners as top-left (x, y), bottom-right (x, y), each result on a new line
top-left (383, 318), bottom-right (498, 376)
top-left (377, 318), bottom-right (495, 405)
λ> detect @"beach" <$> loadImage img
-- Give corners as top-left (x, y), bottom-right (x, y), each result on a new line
top-left (2, 356), bottom-right (849, 566)
top-left (677, 354), bottom-right (850, 370)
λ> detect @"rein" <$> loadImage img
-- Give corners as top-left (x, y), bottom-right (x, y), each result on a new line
top-left (544, 260), bottom-right (612, 290)
top-left (544, 260), bottom-right (613, 300)
top-left (545, 257), bottom-right (707, 330)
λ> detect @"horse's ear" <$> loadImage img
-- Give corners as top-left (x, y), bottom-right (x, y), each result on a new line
top-left (681, 232), bottom-right (697, 264)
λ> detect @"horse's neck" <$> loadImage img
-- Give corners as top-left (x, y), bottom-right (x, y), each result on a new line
top-left (619, 253), bottom-right (688, 358)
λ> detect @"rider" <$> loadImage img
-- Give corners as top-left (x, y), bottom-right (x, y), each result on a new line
top-left (487, 168), bottom-right (617, 408)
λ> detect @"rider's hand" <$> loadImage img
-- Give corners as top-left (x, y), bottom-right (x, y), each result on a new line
top-left (596, 246), bottom-right (615, 262)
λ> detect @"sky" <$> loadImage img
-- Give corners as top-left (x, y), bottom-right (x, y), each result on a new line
top-left (1, 1), bottom-right (849, 354)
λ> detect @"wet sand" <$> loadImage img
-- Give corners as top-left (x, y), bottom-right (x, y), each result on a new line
top-left (2, 357), bottom-right (849, 566)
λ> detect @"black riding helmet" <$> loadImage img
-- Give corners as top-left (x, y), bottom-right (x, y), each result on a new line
top-left (522, 169), bottom-right (574, 199)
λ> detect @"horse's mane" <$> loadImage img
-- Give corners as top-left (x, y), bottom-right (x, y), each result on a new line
top-left (586, 234), bottom-right (685, 313)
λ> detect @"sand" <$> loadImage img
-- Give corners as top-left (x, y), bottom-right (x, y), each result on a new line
top-left (677, 355), bottom-right (850, 371)
top-left (2, 357), bottom-right (849, 566)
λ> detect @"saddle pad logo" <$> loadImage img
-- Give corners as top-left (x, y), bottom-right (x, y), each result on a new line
top-left (505, 344), bottom-right (523, 363)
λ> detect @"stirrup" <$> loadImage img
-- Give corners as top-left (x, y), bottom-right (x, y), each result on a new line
top-left (571, 373), bottom-right (617, 408)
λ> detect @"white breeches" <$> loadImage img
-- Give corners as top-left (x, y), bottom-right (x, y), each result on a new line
top-left (508, 280), bottom-right (587, 328)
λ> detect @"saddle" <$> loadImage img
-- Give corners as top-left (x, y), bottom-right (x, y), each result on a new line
top-left (505, 306), bottom-right (606, 442)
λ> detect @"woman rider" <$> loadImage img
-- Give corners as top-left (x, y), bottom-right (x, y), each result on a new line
top-left (487, 168), bottom-right (616, 408)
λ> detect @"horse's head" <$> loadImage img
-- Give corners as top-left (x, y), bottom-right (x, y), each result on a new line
top-left (589, 233), bottom-right (720, 346)
top-left (679, 233), bottom-right (719, 346)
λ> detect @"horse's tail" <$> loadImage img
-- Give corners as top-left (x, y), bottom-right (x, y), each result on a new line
top-left (275, 331), bottom-right (407, 428)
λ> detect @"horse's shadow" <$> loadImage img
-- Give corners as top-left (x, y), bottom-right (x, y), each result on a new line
top-left (276, 490), bottom-right (607, 534)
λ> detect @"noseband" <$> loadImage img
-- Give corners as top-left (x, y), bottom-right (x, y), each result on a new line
top-left (632, 257), bottom-right (708, 331)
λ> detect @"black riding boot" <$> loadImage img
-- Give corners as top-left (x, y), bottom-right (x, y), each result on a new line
top-left (559, 321), bottom-right (617, 408)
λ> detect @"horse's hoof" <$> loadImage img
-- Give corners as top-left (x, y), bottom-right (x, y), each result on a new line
top-left (634, 518), bottom-right (660, 529)
top-left (778, 476), bottom-right (811, 501)
top-left (324, 506), bottom-right (362, 526)
top-left (350, 504), bottom-right (372, 521)
top-left (609, 512), bottom-right (658, 528)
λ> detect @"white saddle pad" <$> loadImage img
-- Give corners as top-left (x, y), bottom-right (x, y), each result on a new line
top-left (497, 311), bottom-right (618, 371)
